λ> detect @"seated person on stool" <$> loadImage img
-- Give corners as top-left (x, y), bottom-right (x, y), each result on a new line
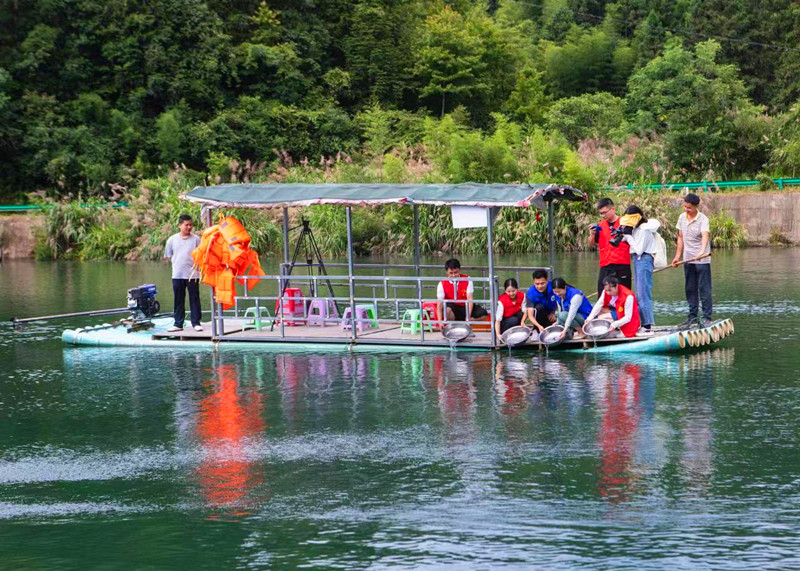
top-left (437, 258), bottom-right (488, 323)
top-left (494, 278), bottom-right (526, 338)
top-left (584, 275), bottom-right (641, 338)
top-left (552, 277), bottom-right (593, 342)
top-left (521, 269), bottom-right (557, 333)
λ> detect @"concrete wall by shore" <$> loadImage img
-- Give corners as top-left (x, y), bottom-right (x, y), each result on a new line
top-left (678, 192), bottom-right (800, 244)
top-left (0, 214), bottom-right (42, 260)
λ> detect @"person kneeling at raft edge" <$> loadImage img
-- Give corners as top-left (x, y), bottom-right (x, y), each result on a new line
top-left (521, 269), bottom-right (558, 333)
top-left (585, 275), bottom-right (642, 338)
top-left (436, 258), bottom-right (488, 323)
top-left (552, 277), bottom-right (593, 342)
top-left (494, 278), bottom-right (526, 339)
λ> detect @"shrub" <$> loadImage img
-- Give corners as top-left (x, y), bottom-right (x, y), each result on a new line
top-left (709, 210), bottom-right (747, 248)
top-left (35, 200), bottom-right (104, 259)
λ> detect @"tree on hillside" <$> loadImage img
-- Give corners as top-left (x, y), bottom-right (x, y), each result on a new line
top-left (342, 0), bottom-right (421, 105)
top-left (546, 92), bottom-right (626, 144)
top-left (414, 6), bottom-right (489, 118)
top-left (626, 39), bottom-right (765, 175)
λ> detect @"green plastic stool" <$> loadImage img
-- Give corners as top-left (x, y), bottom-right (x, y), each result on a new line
top-left (400, 309), bottom-right (433, 335)
top-left (356, 304), bottom-right (379, 328)
top-left (243, 306), bottom-right (271, 331)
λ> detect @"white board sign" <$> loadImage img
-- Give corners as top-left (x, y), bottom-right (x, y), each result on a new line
top-left (451, 206), bottom-right (488, 228)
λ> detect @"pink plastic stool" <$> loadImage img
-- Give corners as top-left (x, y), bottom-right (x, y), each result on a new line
top-left (307, 298), bottom-right (338, 327)
top-left (341, 305), bottom-right (373, 333)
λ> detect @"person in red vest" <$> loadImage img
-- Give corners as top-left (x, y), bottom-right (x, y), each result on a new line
top-left (585, 275), bottom-right (642, 338)
top-left (494, 278), bottom-right (526, 338)
top-left (436, 258), bottom-right (488, 323)
top-left (588, 197), bottom-right (632, 297)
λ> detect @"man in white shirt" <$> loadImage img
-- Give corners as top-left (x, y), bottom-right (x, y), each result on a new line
top-left (671, 193), bottom-right (712, 328)
top-left (164, 214), bottom-right (202, 332)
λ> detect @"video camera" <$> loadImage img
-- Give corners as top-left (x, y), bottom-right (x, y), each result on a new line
top-left (608, 224), bottom-right (633, 247)
top-left (608, 213), bottom-right (642, 247)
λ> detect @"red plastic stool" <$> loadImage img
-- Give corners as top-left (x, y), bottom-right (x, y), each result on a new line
top-left (275, 287), bottom-right (305, 325)
top-left (422, 301), bottom-right (441, 330)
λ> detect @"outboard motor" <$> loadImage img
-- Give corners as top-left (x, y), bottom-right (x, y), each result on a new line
top-left (127, 284), bottom-right (160, 321)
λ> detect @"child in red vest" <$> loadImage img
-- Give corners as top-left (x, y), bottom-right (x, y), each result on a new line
top-left (585, 275), bottom-right (642, 338)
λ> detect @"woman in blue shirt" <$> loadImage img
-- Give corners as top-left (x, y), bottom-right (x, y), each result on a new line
top-left (552, 277), bottom-right (593, 340)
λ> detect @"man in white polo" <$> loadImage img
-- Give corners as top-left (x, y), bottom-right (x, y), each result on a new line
top-left (672, 193), bottom-right (712, 327)
top-left (164, 214), bottom-right (202, 332)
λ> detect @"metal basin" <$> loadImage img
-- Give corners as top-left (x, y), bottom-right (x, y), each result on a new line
top-left (501, 326), bottom-right (532, 347)
top-left (442, 322), bottom-right (472, 342)
top-left (540, 324), bottom-right (566, 346)
top-left (583, 319), bottom-right (613, 339)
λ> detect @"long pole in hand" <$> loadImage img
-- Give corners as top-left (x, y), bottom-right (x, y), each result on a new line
top-left (654, 252), bottom-right (712, 274)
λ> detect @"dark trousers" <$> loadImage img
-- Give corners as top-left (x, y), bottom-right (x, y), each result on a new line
top-left (173, 278), bottom-right (202, 327)
top-left (499, 310), bottom-right (523, 333)
top-left (451, 303), bottom-right (488, 322)
top-left (684, 263), bottom-right (712, 320)
top-left (532, 304), bottom-right (555, 328)
top-left (597, 263), bottom-right (632, 297)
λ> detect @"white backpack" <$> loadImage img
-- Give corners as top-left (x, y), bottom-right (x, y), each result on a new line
top-left (653, 231), bottom-right (668, 269)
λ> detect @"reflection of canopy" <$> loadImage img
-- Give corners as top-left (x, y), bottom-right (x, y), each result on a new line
top-left (183, 182), bottom-right (587, 210)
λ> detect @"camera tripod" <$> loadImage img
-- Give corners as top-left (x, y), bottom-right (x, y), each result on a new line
top-left (271, 219), bottom-right (339, 330)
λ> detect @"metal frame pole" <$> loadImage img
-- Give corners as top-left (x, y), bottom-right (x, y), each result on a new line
top-left (413, 205), bottom-right (421, 276)
top-left (346, 207), bottom-right (356, 341)
top-left (282, 207), bottom-right (290, 267)
top-left (413, 204), bottom-right (422, 314)
top-left (487, 207), bottom-right (498, 348)
top-left (548, 201), bottom-right (555, 277)
top-left (204, 207), bottom-right (217, 339)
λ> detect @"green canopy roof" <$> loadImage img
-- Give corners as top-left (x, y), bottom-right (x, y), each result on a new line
top-left (183, 182), bottom-right (586, 209)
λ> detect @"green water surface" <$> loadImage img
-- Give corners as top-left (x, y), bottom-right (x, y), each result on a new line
top-left (1, 250), bottom-right (799, 569)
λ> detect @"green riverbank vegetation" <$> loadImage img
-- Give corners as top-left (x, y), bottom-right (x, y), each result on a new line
top-left (31, 157), bottom-right (745, 260)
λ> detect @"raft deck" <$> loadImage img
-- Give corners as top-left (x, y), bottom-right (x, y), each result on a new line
top-left (142, 318), bottom-right (733, 352)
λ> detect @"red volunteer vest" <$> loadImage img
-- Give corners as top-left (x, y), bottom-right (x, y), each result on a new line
top-left (498, 292), bottom-right (524, 318)
top-left (601, 284), bottom-right (641, 338)
top-left (441, 274), bottom-right (470, 307)
top-left (598, 219), bottom-right (631, 267)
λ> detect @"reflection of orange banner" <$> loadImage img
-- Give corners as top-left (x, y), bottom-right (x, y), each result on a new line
top-left (195, 364), bottom-right (266, 513)
top-left (598, 364), bottom-right (641, 502)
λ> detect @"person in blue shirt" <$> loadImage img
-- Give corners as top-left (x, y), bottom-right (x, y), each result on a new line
top-left (521, 269), bottom-right (557, 333)
top-left (551, 277), bottom-right (593, 341)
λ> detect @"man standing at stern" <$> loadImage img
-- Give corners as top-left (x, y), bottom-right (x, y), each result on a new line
top-left (672, 193), bottom-right (712, 327)
top-left (164, 214), bottom-right (202, 332)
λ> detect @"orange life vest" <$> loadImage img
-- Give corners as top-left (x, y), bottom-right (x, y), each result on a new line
top-left (191, 215), bottom-right (265, 310)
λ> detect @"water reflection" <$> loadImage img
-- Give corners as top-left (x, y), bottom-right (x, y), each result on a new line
top-left (595, 363), bottom-right (643, 502)
top-left (55, 345), bottom-right (737, 514)
top-left (193, 360), bottom-right (267, 516)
